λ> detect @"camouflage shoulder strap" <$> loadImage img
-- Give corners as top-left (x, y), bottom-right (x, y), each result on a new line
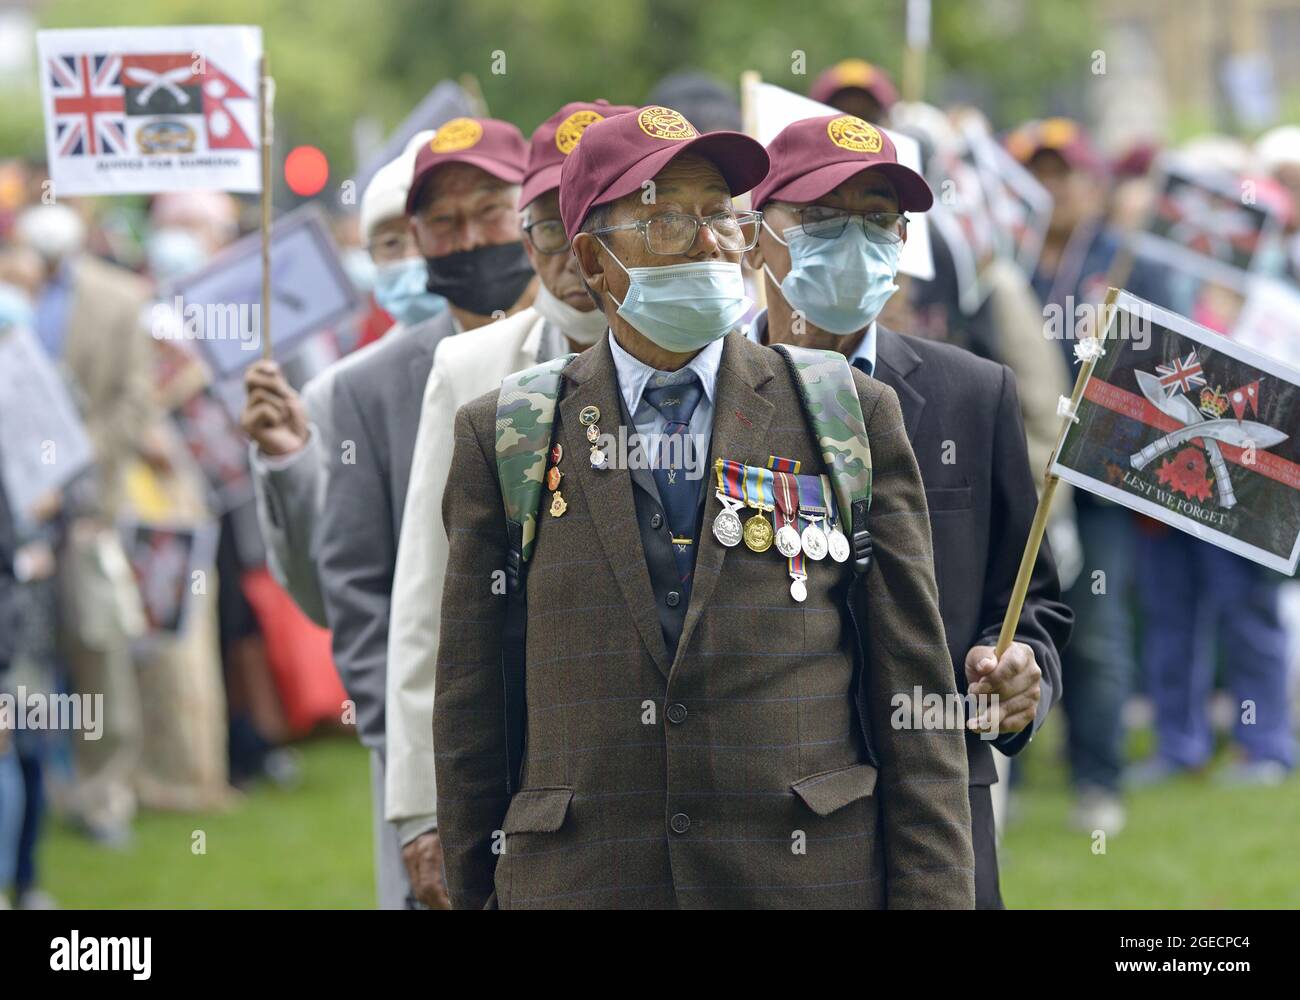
top-left (770, 343), bottom-right (874, 574)
top-left (494, 352), bottom-right (576, 796)
top-left (495, 353), bottom-right (577, 565)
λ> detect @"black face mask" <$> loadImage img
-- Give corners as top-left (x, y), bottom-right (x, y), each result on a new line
top-left (424, 241), bottom-right (534, 317)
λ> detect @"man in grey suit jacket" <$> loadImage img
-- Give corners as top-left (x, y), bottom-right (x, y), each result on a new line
top-left (274, 118), bottom-right (536, 909)
top-left (242, 134), bottom-right (441, 627)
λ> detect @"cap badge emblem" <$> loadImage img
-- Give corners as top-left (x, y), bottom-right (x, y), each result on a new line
top-left (556, 110), bottom-right (606, 154)
top-left (431, 118), bottom-right (483, 153)
top-left (637, 106), bottom-right (698, 142)
top-left (827, 115), bottom-right (882, 154)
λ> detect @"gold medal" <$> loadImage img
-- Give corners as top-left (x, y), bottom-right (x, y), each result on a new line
top-left (579, 405), bottom-right (600, 426)
top-left (743, 512), bottom-right (773, 552)
top-left (549, 491), bottom-right (568, 517)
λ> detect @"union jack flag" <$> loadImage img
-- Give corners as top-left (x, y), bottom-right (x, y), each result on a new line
top-left (1156, 351), bottom-right (1207, 394)
top-left (48, 53), bottom-right (126, 157)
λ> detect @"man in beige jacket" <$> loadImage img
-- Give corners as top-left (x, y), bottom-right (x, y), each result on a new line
top-left (385, 100), bottom-right (630, 906)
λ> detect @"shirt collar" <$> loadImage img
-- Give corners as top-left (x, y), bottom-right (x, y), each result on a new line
top-left (607, 330), bottom-right (724, 418)
top-left (744, 309), bottom-right (876, 372)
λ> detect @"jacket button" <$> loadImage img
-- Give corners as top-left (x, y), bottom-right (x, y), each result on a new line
top-left (665, 591), bottom-right (680, 608)
top-left (667, 703), bottom-right (687, 724)
top-left (650, 513), bottom-right (663, 529)
top-left (670, 812), bottom-right (690, 834)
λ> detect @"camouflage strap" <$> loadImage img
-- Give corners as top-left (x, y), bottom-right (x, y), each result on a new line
top-left (771, 344), bottom-right (872, 534)
top-left (495, 353), bottom-right (577, 562)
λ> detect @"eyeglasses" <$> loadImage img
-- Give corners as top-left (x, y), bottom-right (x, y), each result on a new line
top-left (523, 218), bottom-right (571, 255)
top-left (592, 210), bottom-right (763, 255)
top-left (781, 205), bottom-right (908, 245)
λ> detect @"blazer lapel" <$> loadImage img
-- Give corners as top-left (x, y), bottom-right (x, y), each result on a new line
top-left (672, 332), bottom-right (776, 670)
top-left (558, 338), bottom-right (672, 677)
top-left (875, 326), bottom-right (926, 444)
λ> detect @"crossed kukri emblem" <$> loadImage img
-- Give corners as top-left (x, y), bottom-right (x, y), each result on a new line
top-left (1130, 367), bottom-right (1288, 509)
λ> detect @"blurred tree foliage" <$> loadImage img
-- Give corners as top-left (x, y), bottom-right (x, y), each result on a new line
top-left (10, 0), bottom-right (1100, 179)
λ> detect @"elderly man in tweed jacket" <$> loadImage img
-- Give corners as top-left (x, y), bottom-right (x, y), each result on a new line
top-left (433, 106), bottom-right (974, 909)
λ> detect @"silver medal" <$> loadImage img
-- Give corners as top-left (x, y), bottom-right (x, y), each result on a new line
top-left (827, 525), bottom-right (851, 563)
top-left (790, 575), bottom-right (808, 602)
top-left (775, 523), bottom-right (802, 558)
top-left (801, 521), bottom-right (828, 561)
top-left (589, 448), bottom-right (607, 469)
top-left (713, 508), bottom-right (743, 547)
top-left (712, 493), bottom-right (743, 547)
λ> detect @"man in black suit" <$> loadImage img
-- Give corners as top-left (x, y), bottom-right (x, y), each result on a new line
top-left (747, 114), bottom-right (1072, 908)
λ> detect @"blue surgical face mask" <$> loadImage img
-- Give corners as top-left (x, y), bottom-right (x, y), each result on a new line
top-left (146, 227), bottom-right (209, 286)
top-left (763, 218), bottom-right (902, 335)
top-left (0, 282), bottom-right (34, 332)
top-left (373, 256), bottom-right (448, 327)
top-left (342, 247), bottom-right (377, 294)
top-left (602, 241), bottom-right (751, 353)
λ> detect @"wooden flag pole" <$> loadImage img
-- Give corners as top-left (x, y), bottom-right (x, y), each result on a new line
top-left (902, 0), bottom-right (930, 102)
top-left (993, 285), bottom-right (1121, 656)
top-left (259, 53), bottom-right (273, 360)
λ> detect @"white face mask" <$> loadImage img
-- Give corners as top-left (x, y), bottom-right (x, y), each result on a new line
top-left (530, 279), bottom-right (608, 346)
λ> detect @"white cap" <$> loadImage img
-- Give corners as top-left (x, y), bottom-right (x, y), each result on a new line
top-left (15, 204), bottom-right (86, 263)
top-left (360, 129), bottom-right (434, 240)
top-left (1257, 126), bottom-right (1300, 173)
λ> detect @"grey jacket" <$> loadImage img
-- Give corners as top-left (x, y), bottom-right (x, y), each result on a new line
top-left (315, 311), bottom-right (456, 751)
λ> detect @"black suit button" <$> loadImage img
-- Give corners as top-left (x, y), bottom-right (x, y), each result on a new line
top-left (666, 591), bottom-right (680, 608)
top-left (670, 812), bottom-right (691, 834)
top-left (651, 513), bottom-right (663, 529)
top-left (667, 703), bottom-right (687, 724)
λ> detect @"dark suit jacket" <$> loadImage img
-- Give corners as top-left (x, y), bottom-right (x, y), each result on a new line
top-left (434, 331), bottom-right (975, 910)
top-left (316, 310), bottom-right (456, 752)
top-left (872, 326), bottom-right (1071, 782)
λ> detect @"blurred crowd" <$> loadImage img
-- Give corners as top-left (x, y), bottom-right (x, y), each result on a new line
top-left (1, 58), bottom-right (1298, 908)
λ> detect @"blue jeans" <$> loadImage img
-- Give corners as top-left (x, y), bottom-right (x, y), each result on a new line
top-left (1137, 529), bottom-right (1294, 769)
top-left (1063, 503), bottom-right (1140, 793)
top-left (0, 744), bottom-right (24, 891)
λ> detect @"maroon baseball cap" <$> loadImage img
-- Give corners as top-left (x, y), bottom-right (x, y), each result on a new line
top-left (558, 104), bottom-right (770, 240)
top-left (519, 100), bottom-right (637, 210)
top-left (809, 59), bottom-right (899, 111)
top-left (751, 114), bottom-right (933, 213)
top-left (1004, 118), bottom-right (1104, 174)
top-left (405, 117), bottom-right (528, 215)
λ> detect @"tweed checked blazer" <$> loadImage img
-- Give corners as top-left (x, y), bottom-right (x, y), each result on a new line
top-left (434, 330), bottom-right (975, 909)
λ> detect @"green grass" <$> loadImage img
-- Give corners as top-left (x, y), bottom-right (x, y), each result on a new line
top-left (39, 737), bottom-right (375, 909)
top-left (1001, 725), bottom-right (1300, 909)
top-left (34, 728), bottom-right (1300, 908)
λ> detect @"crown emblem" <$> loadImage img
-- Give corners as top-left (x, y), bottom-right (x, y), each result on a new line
top-left (1199, 385), bottom-right (1229, 419)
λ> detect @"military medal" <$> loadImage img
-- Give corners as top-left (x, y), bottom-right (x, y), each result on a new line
top-left (789, 573), bottom-right (808, 603)
top-left (712, 492), bottom-right (744, 547)
top-left (549, 491), bottom-right (568, 517)
top-left (546, 465), bottom-right (563, 491)
top-left (549, 443), bottom-right (563, 465)
top-left (824, 476), bottom-right (850, 563)
top-left (579, 405), bottom-right (600, 426)
top-left (586, 424), bottom-right (600, 444)
top-left (773, 471), bottom-right (802, 558)
top-left (741, 464), bottom-right (775, 553)
top-left (797, 475), bottom-right (829, 561)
